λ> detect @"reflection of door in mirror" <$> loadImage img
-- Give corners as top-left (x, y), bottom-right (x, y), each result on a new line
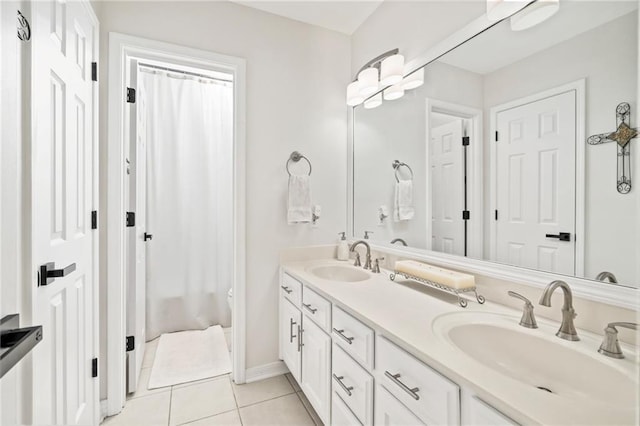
top-left (430, 115), bottom-right (465, 256)
top-left (491, 89), bottom-right (577, 275)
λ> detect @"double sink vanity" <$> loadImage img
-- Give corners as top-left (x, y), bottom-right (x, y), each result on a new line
top-left (278, 246), bottom-right (638, 425)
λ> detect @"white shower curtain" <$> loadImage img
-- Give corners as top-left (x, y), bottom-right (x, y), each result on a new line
top-left (140, 67), bottom-right (233, 340)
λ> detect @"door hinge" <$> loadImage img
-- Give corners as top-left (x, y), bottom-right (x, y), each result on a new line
top-left (126, 336), bottom-right (135, 352)
top-left (495, 210), bottom-right (499, 221)
top-left (91, 62), bottom-right (98, 82)
top-left (91, 210), bottom-right (98, 230)
top-left (92, 358), bottom-right (98, 378)
top-left (462, 136), bottom-right (470, 146)
top-left (495, 131), bottom-right (499, 142)
top-left (462, 210), bottom-right (470, 220)
top-left (126, 87), bottom-right (136, 103)
top-left (126, 212), bottom-right (135, 227)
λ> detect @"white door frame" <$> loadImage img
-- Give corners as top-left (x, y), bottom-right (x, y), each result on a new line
top-left (489, 79), bottom-right (586, 277)
top-left (425, 99), bottom-right (483, 259)
top-left (106, 33), bottom-right (247, 416)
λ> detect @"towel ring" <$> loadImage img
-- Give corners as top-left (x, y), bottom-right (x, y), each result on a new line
top-left (392, 160), bottom-right (413, 182)
top-left (286, 151), bottom-right (312, 176)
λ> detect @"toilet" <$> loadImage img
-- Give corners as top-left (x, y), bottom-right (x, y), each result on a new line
top-left (227, 288), bottom-right (233, 311)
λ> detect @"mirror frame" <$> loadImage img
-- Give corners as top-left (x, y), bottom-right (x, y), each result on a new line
top-left (347, 11), bottom-right (640, 309)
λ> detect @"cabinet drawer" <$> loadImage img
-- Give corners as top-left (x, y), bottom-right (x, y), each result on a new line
top-left (332, 307), bottom-right (374, 370)
top-left (332, 344), bottom-right (374, 426)
top-left (376, 336), bottom-right (460, 426)
top-left (465, 396), bottom-right (518, 426)
top-left (281, 273), bottom-right (302, 307)
top-left (332, 392), bottom-right (362, 426)
top-left (302, 287), bottom-right (331, 331)
top-left (374, 385), bottom-right (424, 426)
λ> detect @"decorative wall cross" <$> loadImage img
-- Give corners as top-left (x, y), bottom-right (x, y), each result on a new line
top-left (587, 102), bottom-right (638, 194)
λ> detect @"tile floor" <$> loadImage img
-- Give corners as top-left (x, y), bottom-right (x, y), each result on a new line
top-left (102, 337), bottom-right (322, 426)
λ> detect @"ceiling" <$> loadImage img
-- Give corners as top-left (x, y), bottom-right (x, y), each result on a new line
top-left (229, 0), bottom-right (384, 35)
top-left (440, 1), bottom-right (639, 75)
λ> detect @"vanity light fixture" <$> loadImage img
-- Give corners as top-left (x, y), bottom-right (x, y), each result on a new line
top-left (510, 0), bottom-right (559, 31)
top-left (364, 93), bottom-right (382, 109)
top-left (383, 83), bottom-right (404, 101)
top-left (358, 67), bottom-right (379, 97)
top-left (380, 53), bottom-right (405, 86)
top-left (401, 67), bottom-right (424, 90)
top-left (346, 81), bottom-right (364, 106)
top-left (486, 0), bottom-right (529, 21)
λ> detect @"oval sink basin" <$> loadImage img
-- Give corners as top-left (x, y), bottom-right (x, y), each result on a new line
top-left (434, 313), bottom-right (638, 407)
top-left (307, 265), bottom-right (370, 282)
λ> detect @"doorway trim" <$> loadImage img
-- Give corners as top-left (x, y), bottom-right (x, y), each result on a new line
top-left (425, 99), bottom-right (484, 259)
top-left (106, 33), bottom-right (247, 416)
top-left (488, 79), bottom-right (586, 277)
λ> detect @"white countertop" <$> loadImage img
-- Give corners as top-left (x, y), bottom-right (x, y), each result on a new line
top-left (281, 258), bottom-right (639, 426)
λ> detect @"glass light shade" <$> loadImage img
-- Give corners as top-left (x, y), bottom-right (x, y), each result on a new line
top-left (510, 0), bottom-right (559, 31)
top-left (346, 81), bottom-right (364, 106)
top-left (383, 83), bottom-right (404, 101)
top-left (402, 68), bottom-right (424, 90)
top-left (364, 93), bottom-right (382, 109)
top-left (380, 54), bottom-right (405, 86)
top-left (486, 0), bottom-right (528, 21)
top-left (357, 68), bottom-right (379, 97)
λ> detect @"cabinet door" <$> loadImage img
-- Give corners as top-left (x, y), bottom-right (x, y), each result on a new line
top-left (465, 395), bottom-right (518, 426)
top-left (301, 318), bottom-right (332, 425)
top-left (375, 385), bottom-right (425, 426)
top-left (280, 297), bottom-right (302, 382)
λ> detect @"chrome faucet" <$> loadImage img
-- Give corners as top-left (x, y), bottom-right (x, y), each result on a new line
top-left (598, 322), bottom-right (638, 359)
top-left (508, 291), bottom-right (537, 329)
top-left (595, 271), bottom-right (618, 284)
top-left (539, 280), bottom-right (579, 341)
top-left (350, 240), bottom-right (372, 270)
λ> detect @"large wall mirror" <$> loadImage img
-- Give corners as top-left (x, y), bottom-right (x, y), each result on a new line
top-left (352, 1), bottom-right (639, 289)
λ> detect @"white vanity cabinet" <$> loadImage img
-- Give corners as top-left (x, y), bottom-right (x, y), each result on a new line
top-left (301, 317), bottom-right (332, 424)
top-left (279, 296), bottom-right (302, 382)
top-left (375, 385), bottom-right (425, 426)
top-left (462, 393), bottom-right (518, 426)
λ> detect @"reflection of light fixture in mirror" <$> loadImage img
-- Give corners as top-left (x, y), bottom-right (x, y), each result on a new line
top-left (364, 93), bottom-right (382, 109)
top-left (401, 68), bottom-right (424, 90)
top-left (510, 0), bottom-right (559, 31)
top-left (346, 81), bottom-right (364, 106)
top-left (380, 54), bottom-right (405, 86)
top-left (486, 0), bottom-right (528, 21)
top-left (358, 68), bottom-right (379, 97)
top-left (383, 84), bottom-right (404, 101)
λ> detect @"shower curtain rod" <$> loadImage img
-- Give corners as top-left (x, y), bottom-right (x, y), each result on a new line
top-left (139, 62), bottom-right (233, 83)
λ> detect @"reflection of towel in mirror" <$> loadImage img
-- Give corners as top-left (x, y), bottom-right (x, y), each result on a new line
top-left (394, 180), bottom-right (414, 221)
top-left (287, 175), bottom-right (312, 224)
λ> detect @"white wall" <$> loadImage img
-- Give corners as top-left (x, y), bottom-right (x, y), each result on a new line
top-left (93, 1), bottom-right (350, 398)
top-left (483, 12), bottom-right (639, 284)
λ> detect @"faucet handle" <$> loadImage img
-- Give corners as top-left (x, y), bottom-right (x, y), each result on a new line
top-left (598, 322), bottom-right (638, 359)
top-left (364, 231), bottom-right (373, 239)
top-left (372, 257), bottom-right (385, 273)
top-left (508, 291), bottom-right (538, 329)
top-left (353, 252), bottom-right (361, 267)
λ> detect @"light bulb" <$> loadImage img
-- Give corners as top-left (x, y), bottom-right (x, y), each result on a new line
top-left (357, 68), bottom-right (379, 97)
top-left (380, 54), bottom-right (404, 87)
top-left (364, 93), bottom-right (382, 109)
top-left (346, 81), bottom-right (364, 106)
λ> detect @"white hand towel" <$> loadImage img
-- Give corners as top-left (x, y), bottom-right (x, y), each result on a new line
top-left (287, 175), bottom-right (312, 224)
top-left (394, 180), bottom-right (414, 221)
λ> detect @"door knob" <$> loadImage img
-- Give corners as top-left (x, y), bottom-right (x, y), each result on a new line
top-left (39, 262), bottom-right (76, 286)
top-left (143, 232), bottom-right (153, 241)
top-left (545, 232), bottom-right (571, 242)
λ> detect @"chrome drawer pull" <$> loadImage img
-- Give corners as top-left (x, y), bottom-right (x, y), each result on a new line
top-left (384, 371), bottom-right (420, 400)
top-left (302, 303), bottom-right (317, 314)
top-left (332, 374), bottom-right (354, 396)
top-left (289, 318), bottom-right (297, 343)
top-left (281, 285), bottom-right (293, 294)
top-left (332, 328), bottom-right (354, 345)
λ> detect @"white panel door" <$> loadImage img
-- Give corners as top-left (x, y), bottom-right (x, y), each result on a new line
top-left (279, 297), bottom-right (302, 383)
top-left (300, 317), bottom-right (331, 425)
top-left (374, 385), bottom-right (424, 426)
top-left (494, 90), bottom-right (576, 275)
top-left (430, 119), bottom-right (464, 255)
top-left (126, 60), bottom-right (147, 393)
top-left (31, 0), bottom-right (98, 424)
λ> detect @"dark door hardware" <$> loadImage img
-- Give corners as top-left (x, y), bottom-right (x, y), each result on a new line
top-left (39, 262), bottom-right (76, 287)
top-left (91, 62), bottom-right (98, 82)
top-left (143, 232), bottom-right (153, 241)
top-left (545, 232), bottom-right (571, 242)
top-left (126, 87), bottom-right (136, 103)
top-left (92, 358), bottom-right (98, 378)
top-left (91, 210), bottom-right (98, 229)
top-left (126, 336), bottom-right (135, 352)
top-left (126, 212), bottom-right (135, 227)
top-left (1, 314), bottom-right (43, 379)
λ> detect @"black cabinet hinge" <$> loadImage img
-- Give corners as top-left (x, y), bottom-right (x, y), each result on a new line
top-left (92, 358), bottom-right (98, 378)
top-left (126, 336), bottom-right (135, 352)
top-left (462, 210), bottom-right (470, 220)
top-left (91, 62), bottom-right (97, 82)
top-left (91, 210), bottom-right (98, 230)
top-left (495, 210), bottom-right (499, 220)
top-left (462, 136), bottom-right (470, 146)
top-left (126, 212), bottom-right (135, 227)
top-left (126, 87), bottom-right (136, 103)
top-left (495, 131), bottom-right (499, 142)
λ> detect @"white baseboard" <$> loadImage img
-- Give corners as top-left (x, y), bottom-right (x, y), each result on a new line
top-left (244, 361), bottom-right (289, 383)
